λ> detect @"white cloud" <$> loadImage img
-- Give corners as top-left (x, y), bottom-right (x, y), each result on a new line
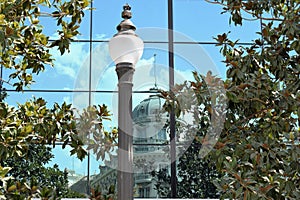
top-left (95, 33), bottom-right (109, 40)
top-left (56, 64), bottom-right (77, 79)
top-left (50, 42), bottom-right (89, 79)
top-left (63, 96), bottom-right (71, 104)
top-left (73, 42), bottom-right (111, 91)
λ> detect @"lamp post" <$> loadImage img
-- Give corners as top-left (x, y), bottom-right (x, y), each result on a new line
top-left (108, 4), bottom-right (144, 200)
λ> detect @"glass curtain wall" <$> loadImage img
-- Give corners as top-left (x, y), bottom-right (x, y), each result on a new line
top-left (2, 0), bottom-right (260, 198)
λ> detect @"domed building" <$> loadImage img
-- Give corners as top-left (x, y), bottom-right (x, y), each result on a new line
top-left (132, 90), bottom-right (170, 198)
top-left (88, 89), bottom-right (170, 198)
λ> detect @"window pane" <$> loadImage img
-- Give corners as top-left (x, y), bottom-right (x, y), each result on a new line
top-left (174, 43), bottom-right (226, 82)
top-left (91, 42), bottom-right (115, 91)
top-left (174, 0), bottom-right (261, 42)
top-left (47, 42), bottom-right (90, 90)
top-left (48, 145), bottom-right (103, 196)
top-left (2, 42), bottom-right (91, 91)
top-left (5, 92), bottom-right (77, 106)
top-left (92, 0), bottom-right (168, 41)
top-left (39, 9), bottom-right (91, 40)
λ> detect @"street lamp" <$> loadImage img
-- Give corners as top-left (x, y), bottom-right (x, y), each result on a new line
top-left (108, 4), bottom-right (144, 200)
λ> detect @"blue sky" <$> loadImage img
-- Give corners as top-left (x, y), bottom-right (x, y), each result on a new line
top-left (4, 0), bottom-right (261, 175)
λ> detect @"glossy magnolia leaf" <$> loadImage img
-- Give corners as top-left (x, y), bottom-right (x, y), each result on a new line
top-left (0, 167), bottom-right (11, 178)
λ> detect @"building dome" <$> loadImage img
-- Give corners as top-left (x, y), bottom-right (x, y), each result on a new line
top-left (132, 92), bottom-right (167, 124)
top-left (132, 90), bottom-right (168, 144)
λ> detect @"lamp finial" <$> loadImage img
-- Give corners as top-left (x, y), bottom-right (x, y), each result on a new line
top-left (117, 4), bottom-right (136, 31)
top-left (121, 3), bottom-right (132, 19)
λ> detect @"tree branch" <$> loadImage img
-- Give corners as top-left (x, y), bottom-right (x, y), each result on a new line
top-left (204, 0), bottom-right (284, 22)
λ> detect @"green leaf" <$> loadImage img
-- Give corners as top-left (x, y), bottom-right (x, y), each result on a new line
top-left (0, 166), bottom-right (11, 178)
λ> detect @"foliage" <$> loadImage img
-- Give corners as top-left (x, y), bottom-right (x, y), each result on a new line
top-left (153, 72), bottom-right (225, 198)
top-left (151, 168), bottom-right (171, 197)
top-left (209, 1), bottom-right (300, 199)
top-left (0, 166), bottom-right (11, 199)
top-left (177, 145), bottom-right (220, 198)
top-left (0, 98), bottom-right (117, 198)
top-left (157, 0), bottom-right (300, 199)
top-left (90, 185), bottom-right (115, 200)
top-left (0, 0), bottom-right (90, 91)
top-left (0, 98), bottom-right (87, 161)
top-left (152, 157), bottom-right (219, 198)
top-left (1, 144), bottom-right (85, 198)
top-left (0, 0), bottom-right (118, 199)
top-left (79, 105), bottom-right (118, 162)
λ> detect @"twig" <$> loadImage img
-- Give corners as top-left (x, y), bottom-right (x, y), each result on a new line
top-left (0, 77), bottom-right (13, 86)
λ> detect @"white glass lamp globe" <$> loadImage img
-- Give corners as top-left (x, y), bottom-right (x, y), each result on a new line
top-left (109, 34), bottom-right (144, 66)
